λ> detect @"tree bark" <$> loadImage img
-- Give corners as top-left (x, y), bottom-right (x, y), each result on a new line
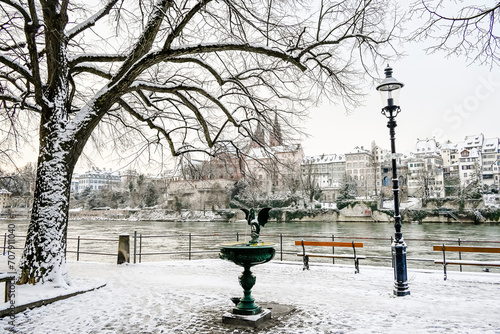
top-left (18, 144), bottom-right (74, 285)
top-left (17, 105), bottom-right (79, 285)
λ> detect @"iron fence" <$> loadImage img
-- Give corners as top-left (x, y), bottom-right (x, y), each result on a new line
top-left (3, 232), bottom-right (500, 273)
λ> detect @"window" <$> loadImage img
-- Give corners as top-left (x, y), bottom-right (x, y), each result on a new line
top-left (382, 176), bottom-right (390, 186)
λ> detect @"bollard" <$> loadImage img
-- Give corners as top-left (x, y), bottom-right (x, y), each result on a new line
top-left (117, 234), bottom-right (130, 264)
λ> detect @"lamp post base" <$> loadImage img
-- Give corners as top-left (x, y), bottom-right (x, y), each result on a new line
top-left (392, 239), bottom-right (410, 296)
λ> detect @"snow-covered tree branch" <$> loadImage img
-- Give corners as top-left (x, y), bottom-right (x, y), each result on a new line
top-left (0, 0), bottom-right (401, 285)
top-left (410, 1), bottom-right (500, 66)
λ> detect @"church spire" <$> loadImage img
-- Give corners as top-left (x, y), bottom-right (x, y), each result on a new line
top-left (251, 121), bottom-right (266, 148)
top-left (269, 113), bottom-right (283, 147)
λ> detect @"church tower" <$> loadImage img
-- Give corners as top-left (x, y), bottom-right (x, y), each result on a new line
top-left (269, 113), bottom-right (283, 147)
top-left (251, 121), bottom-right (266, 148)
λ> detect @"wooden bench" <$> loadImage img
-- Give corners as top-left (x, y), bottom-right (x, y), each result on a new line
top-left (0, 273), bottom-right (15, 302)
top-left (433, 245), bottom-right (500, 280)
top-left (295, 240), bottom-right (365, 273)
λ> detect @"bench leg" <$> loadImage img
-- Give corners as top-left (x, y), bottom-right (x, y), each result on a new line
top-left (303, 255), bottom-right (309, 271)
top-left (354, 258), bottom-right (360, 274)
top-left (443, 263), bottom-right (447, 281)
top-left (4, 279), bottom-right (11, 303)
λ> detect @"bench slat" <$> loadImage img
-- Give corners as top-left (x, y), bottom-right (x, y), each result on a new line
top-left (433, 245), bottom-right (500, 253)
top-left (297, 252), bottom-right (366, 259)
top-left (294, 240), bottom-right (363, 248)
top-left (434, 260), bottom-right (500, 266)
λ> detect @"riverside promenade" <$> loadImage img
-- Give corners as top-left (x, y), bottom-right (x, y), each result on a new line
top-left (1, 258), bottom-right (500, 333)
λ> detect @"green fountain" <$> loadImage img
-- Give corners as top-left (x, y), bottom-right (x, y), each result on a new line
top-left (219, 208), bottom-right (275, 322)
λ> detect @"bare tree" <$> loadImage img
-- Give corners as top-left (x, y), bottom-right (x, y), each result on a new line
top-left (410, 1), bottom-right (500, 66)
top-left (0, 0), bottom-right (400, 285)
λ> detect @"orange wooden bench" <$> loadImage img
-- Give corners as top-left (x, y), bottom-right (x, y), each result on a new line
top-left (433, 245), bottom-right (500, 280)
top-left (295, 240), bottom-right (365, 273)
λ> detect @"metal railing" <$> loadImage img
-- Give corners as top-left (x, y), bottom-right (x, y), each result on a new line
top-left (3, 232), bottom-right (500, 272)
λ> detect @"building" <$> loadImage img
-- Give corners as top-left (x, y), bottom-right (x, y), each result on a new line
top-left (242, 114), bottom-right (304, 194)
top-left (301, 153), bottom-right (346, 203)
top-left (245, 143), bottom-right (304, 193)
top-left (76, 168), bottom-right (121, 193)
top-left (481, 137), bottom-right (500, 190)
top-left (345, 146), bottom-right (378, 197)
top-left (0, 189), bottom-right (11, 212)
top-left (458, 148), bottom-right (482, 187)
top-left (406, 138), bottom-right (445, 198)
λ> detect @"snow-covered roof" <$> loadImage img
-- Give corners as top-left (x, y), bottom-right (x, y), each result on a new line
top-left (463, 134), bottom-right (484, 148)
top-left (80, 168), bottom-right (120, 177)
top-left (302, 154), bottom-right (345, 165)
top-left (346, 146), bottom-right (371, 155)
top-left (414, 138), bottom-right (440, 155)
top-left (483, 137), bottom-right (500, 152)
top-left (246, 144), bottom-right (302, 160)
top-left (440, 140), bottom-right (458, 151)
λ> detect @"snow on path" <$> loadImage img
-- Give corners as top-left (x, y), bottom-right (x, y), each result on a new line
top-left (2, 259), bottom-right (500, 333)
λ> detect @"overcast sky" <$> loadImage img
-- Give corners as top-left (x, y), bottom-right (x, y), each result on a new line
top-left (8, 2), bottom-right (499, 173)
top-left (302, 1), bottom-right (500, 157)
top-left (301, 44), bottom-right (500, 157)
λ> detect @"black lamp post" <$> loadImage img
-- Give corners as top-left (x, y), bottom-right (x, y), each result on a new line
top-left (376, 65), bottom-right (410, 296)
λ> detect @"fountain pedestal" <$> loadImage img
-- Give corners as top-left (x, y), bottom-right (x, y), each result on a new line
top-left (234, 264), bottom-right (260, 315)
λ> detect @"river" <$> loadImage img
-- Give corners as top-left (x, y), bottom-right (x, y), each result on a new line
top-left (2, 219), bottom-right (499, 273)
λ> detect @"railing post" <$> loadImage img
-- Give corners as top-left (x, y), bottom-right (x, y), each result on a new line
top-left (280, 233), bottom-right (283, 261)
top-left (139, 234), bottom-right (142, 263)
top-left (3, 233), bottom-right (6, 256)
top-left (390, 236), bottom-right (394, 268)
top-left (458, 238), bottom-right (462, 272)
top-left (332, 234), bottom-right (335, 264)
top-left (237, 232), bottom-right (239, 242)
top-left (133, 231), bottom-right (137, 264)
top-left (189, 233), bottom-right (192, 260)
top-left (117, 234), bottom-right (130, 264)
top-left (77, 236), bottom-right (80, 261)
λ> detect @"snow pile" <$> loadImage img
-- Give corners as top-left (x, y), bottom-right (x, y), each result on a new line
top-left (2, 259), bottom-right (500, 333)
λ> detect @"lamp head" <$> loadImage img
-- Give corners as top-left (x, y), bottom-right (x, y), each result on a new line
top-left (376, 65), bottom-right (404, 108)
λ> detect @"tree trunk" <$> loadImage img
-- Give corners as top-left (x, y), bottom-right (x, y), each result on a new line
top-left (17, 116), bottom-right (77, 286)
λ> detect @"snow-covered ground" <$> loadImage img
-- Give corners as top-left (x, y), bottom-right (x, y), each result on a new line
top-left (2, 259), bottom-right (500, 333)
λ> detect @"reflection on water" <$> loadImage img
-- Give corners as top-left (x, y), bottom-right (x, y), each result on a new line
top-left (2, 219), bottom-right (499, 273)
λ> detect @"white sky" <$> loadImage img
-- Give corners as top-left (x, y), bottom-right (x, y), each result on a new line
top-left (302, 45), bottom-right (500, 157)
top-left (8, 2), bottom-right (500, 173)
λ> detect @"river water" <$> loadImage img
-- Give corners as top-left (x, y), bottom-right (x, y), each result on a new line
top-left (2, 219), bottom-right (500, 273)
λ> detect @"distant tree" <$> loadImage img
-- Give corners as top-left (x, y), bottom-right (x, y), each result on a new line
top-left (230, 179), bottom-right (247, 201)
top-left (411, 1), bottom-right (500, 66)
top-left (1, 0), bottom-right (401, 285)
top-left (300, 161), bottom-right (321, 203)
top-left (86, 192), bottom-right (100, 209)
top-left (143, 182), bottom-right (159, 207)
top-left (444, 175), bottom-right (460, 197)
top-left (338, 173), bottom-right (358, 201)
top-left (464, 162), bottom-right (483, 200)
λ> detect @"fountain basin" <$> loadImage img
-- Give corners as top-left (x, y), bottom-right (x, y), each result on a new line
top-left (219, 242), bottom-right (276, 267)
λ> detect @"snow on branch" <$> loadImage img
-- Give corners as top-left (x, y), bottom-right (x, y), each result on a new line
top-left (0, 93), bottom-right (40, 112)
top-left (66, 0), bottom-right (120, 39)
top-left (127, 81), bottom-right (238, 126)
top-left (0, 0), bottom-right (31, 21)
top-left (0, 54), bottom-right (33, 82)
